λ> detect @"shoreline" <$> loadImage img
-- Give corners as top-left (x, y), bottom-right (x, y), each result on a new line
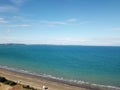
top-left (0, 66), bottom-right (120, 90)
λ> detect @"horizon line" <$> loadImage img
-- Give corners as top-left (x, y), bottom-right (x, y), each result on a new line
top-left (0, 43), bottom-right (120, 47)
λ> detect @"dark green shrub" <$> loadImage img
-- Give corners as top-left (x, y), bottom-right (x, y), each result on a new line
top-left (23, 85), bottom-right (37, 90)
top-left (0, 77), bottom-right (6, 82)
top-left (4, 80), bottom-right (17, 86)
top-left (8, 81), bottom-right (17, 86)
top-left (0, 76), bottom-right (16, 86)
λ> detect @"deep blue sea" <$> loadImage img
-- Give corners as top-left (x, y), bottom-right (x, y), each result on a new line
top-left (0, 44), bottom-right (120, 87)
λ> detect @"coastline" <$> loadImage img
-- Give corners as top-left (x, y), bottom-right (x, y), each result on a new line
top-left (0, 66), bottom-right (120, 90)
top-left (0, 67), bottom-right (88, 90)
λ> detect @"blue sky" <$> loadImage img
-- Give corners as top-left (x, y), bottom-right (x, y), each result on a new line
top-left (0, 0), bottom-right (120, 46)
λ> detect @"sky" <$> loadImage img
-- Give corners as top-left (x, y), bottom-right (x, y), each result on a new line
top-left (0, 0), bottom-right (120, 46)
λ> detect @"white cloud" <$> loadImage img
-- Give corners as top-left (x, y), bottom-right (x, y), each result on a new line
top-left (79, 21), bottom-right (91, 24)
top-left (0, 5), bottom-right (17, 12)
top-left (39, 20), bottom-right (67, 27)
top-left (0, 18), bottom-right (4, 23)
top-left (1, 36), bottom-right (120, 46)
top-left (13, 16), bottom-right (23, 19)
top-left (0, 16), bottom-right (31, 29)
top-left (67, 18), bottom-right (77, 22)
top-left (8, 24), bottom-right (31, 28)
top-left (40, 21), bottom-right (67, 25)
top-left (39, 18), bottom-right (78, 27)
top-left (0, 18), bottom-right (4, 20)
top-left (89, 37), bottom-right (120, 46)
top-left (10, 0), bottom-right (27, 6)
top-left (39, 18), bottom-right (90, 27)
top-left (0, 17), bottom-right (8, 24)
top-left (41, 38), bottom-right (90, 45)
top-left (47, 37), bottom-right (120, 46)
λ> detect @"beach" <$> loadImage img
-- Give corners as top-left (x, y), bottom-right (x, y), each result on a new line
top-left (0, 67), bottom-right (89, 90)
top-left (0, 82), bottom-right (12, 90)
top-left (0, 67), bottom-right (120, 90)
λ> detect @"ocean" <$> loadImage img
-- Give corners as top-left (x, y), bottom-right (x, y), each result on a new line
top-left (0, 44), bottom-right (120, 88)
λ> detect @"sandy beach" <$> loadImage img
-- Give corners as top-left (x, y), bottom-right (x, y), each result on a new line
top-left (0, 67), bottom-right (90, 90)
top-left (0, 67), bottom-right (119, 90)
top-left (0, 82), bottom-right (12, 90)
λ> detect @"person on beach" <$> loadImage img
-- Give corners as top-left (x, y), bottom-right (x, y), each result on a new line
top-left (42, 85), bottom-right (48, 90)
top-left (16, 80), bottom-right (21, 84)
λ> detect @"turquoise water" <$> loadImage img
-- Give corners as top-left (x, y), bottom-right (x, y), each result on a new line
top-left (0, 44), bottom-right (120, 87)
